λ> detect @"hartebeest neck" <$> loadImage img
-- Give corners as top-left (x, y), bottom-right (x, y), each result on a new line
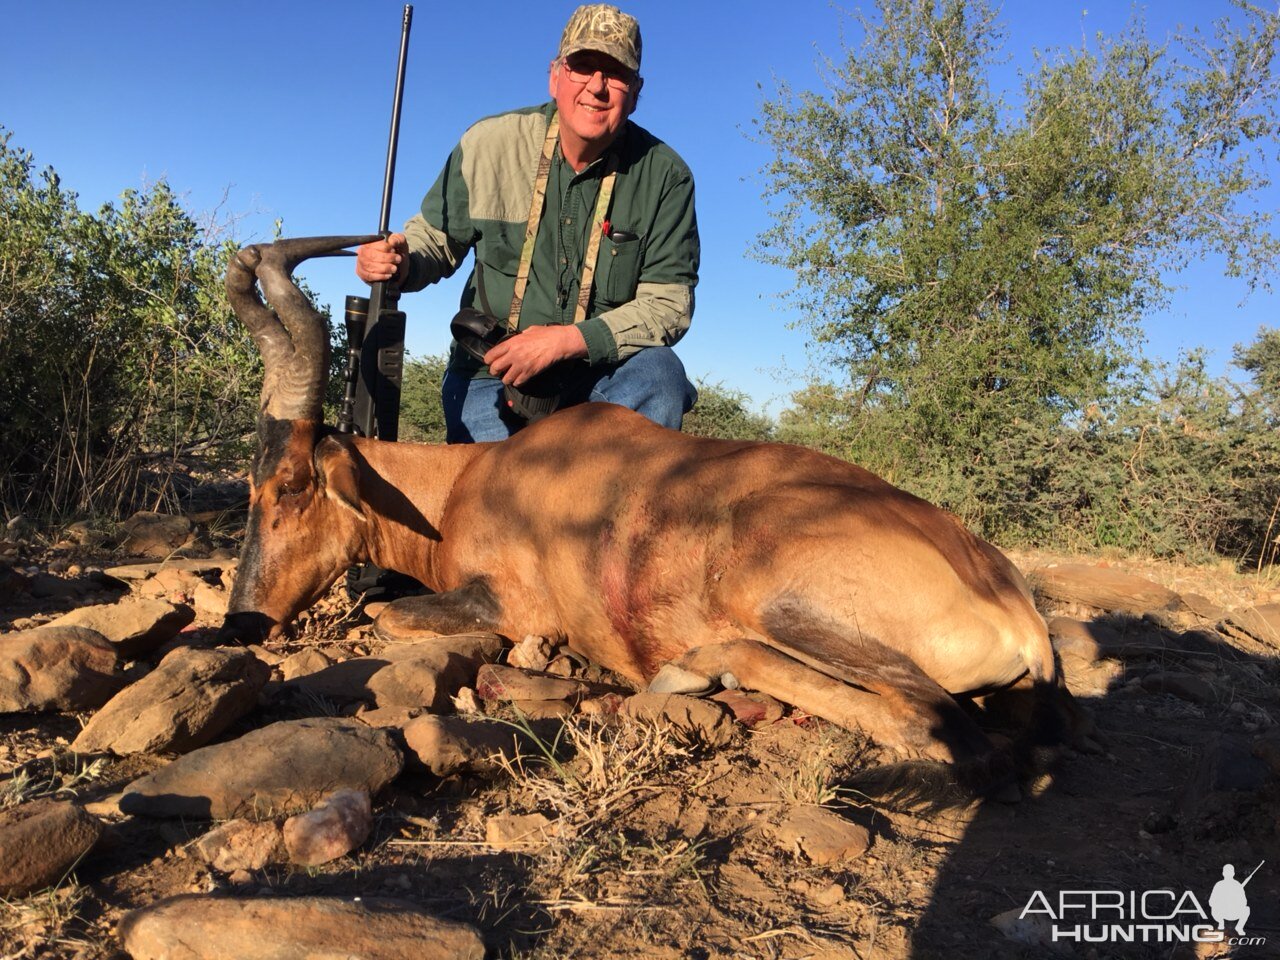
top-left (348, 438), bottom-right (487, 589)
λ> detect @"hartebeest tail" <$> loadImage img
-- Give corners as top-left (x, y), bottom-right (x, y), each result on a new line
top-left (221, 236), bottom-right (1093, 796)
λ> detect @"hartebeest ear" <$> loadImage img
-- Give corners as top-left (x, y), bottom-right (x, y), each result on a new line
top-left (314, 435), bottom-right (364, 520)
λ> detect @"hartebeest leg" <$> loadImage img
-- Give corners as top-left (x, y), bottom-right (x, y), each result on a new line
top-left (651, 638), bottom-right (994, 765)
top-left (374, 579), bottom-right (501, 642)
top-left (977, 669), bottom-right (1103, 757)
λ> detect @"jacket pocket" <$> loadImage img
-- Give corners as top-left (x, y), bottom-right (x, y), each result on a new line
top-left (598, 234), bottom-right (643, 305)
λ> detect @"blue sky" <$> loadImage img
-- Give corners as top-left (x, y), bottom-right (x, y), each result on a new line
top-left (2, 0), bottom-right (1276, 413)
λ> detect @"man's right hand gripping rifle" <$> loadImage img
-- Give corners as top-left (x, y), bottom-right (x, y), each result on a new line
top-left (356, 234), bottom-right (409, 288)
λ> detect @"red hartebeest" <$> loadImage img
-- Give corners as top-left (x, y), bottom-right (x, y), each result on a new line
top-left (222, 236), bottom-right (1090, 789)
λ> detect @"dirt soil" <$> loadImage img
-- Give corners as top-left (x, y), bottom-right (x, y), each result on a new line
top-left (2, 529), bottom-right (1279, 960)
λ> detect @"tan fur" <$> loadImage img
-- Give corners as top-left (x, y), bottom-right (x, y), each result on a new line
top-left (230, 404), bottom-right (1058, 763)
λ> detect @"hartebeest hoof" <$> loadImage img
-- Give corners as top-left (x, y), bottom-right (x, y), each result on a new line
top-left (373, 581), bottom-right (501, 644)
top-left (648, 664), bottom-right (717, 696)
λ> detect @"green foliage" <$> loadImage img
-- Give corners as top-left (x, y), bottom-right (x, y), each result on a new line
top-left (682, 380), bottom-right (775, 441)
top-left (398, 367), bottom-right (780, 446)
top-left (398, 352), bottom-right (449, 444)
top-left (777, 335), bottom-right (1280, 565)
top-left (757, 0), bottom-right (1280, 564)
top-left (0, 129), bottom-right (261, 518)
top-left (1235, 326), bottom-right (1280, 417)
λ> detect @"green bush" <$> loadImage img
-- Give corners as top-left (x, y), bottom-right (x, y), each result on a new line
top-left (683, 380), bottom-right (775, 441)
top-left (775, 336), bottom-right (1280, 566)
top-left (399, 352), bottom-right (449, 444)
top-left (0, 130), bottom-right (260, 519)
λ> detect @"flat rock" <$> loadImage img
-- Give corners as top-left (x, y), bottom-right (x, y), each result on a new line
top-left (813, 881), bottom-right (846, 908)
top-left (291, 633), bottom-right (503, 711)
top-left (1227, 603), bottom-right (1280, 648)
top-left (139, 566), bottom-right (208, 605)
top-left (0, 626), bottom-right (121, 712)
top-left (1140, 671), bottom-right (1219, 705)
top-left (72, 647), bottom-right (269, 756)
top-left (283, 789), bottom-right (372, 866)
top-left (578, 693), bottom-right (626, 717)
top-left (770, 807), bottom-right (871, 865)
top-left (721, 862), bottom-right (774, 904)
top-left (120, 511), bottom-right (193, 557)
top-left (1028, 564), bottom-right (1182, 616)
top-left (0, 800), bottom-right (102, 896)
top-left (507, 635), bottom-right (555, 672)
top-left (83, 792), bottom-right (125, 817)
top-left (278, 647), bottom-right (334, 682)
top-left (1180, 592), bottom-right (1228, 622)
top-left (403, 714), bottom-right (551, 777)
top-left (510, 698), bottom-right (575, 719)
top-left (192, 581), bottom-right (229, 617)
top-left (379, 632), bottom-right (506, 660)
top-left (104, 557), bottom-right (232, 581)
top-left (194, 819), bottom-right (283, 872)
top-left (368, 657), bottom-right (481, 712)
top-left (120, 717), bottom-right (403, 820)
top-left (485, 812), bottom-right (558, 852)
top-left (476, 663), bottom-right (590, 703)
top-left (711, 689), bottom-right (785, 725)
top-left (26, 571), bottom-right (94, 600)
top-left (356, 704), bottom-right (424, 727)
top-left (47, 597), bottom-right (195, 659)
top-left (119, 895), bottom-right (485, 960)
top-left (246, 644), bottom-right (282, 666)
top-left (621, 692), bottom-right (734, 747)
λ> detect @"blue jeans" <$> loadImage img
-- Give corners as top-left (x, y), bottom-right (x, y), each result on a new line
top-left (442, 346), bottom-right (697, 443)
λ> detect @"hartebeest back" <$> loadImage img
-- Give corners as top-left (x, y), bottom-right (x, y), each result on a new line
top-left (222, 236), bottom-right (1085, 783)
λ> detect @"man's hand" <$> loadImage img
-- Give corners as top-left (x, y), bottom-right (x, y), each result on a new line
top-left (485, 325), bottom-right (588, 386)
top-left (355, 233), bottom-right (409, 284)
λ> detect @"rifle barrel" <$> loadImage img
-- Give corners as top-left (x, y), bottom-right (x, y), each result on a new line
top-left (379, 4), bottom-right (413, 236)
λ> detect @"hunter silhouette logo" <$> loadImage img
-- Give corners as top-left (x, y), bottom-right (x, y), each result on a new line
top-left (1018, 860), bottom-right (1268, 946)
top-left (1210, 861), bottom-right (1263, 936)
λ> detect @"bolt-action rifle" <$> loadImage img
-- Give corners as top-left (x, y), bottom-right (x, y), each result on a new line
top-left (338, 4), bottom-right (413, 440)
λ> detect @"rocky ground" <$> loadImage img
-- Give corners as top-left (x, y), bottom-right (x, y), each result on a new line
top-left (1, 507), bottom-right (1279, 959)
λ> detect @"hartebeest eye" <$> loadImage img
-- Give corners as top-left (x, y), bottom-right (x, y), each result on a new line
top-left (277, 482), bottom-right (306, 501)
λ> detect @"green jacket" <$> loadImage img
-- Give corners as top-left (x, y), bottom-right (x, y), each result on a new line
top-left (399, 102), bottom-right (699, 374)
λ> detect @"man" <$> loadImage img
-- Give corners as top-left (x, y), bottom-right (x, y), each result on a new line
top-left (355, 3), bottom-right (699, 442)
top-left (1209, 863), bottom-right (1252, 936)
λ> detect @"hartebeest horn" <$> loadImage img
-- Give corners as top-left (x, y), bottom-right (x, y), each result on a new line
top-left (225, 235), bottom-right (378, 423)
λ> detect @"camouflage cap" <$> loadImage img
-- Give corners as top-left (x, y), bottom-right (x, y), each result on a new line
top-left (558, 4), bottom-right (642, 73)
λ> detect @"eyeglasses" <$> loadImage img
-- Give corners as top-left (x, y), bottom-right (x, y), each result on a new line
top-left (561, 57), bottom-right (635, 92)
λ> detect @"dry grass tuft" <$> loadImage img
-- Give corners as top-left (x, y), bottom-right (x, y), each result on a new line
top-left (0, 753), bottom-right (110, 811)
top-left (0, 882), bottom-right (91, 957)
top-left (772, 726), bottom-right (845, 807)
top-left (495, 713), bottom-right (694, 826)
